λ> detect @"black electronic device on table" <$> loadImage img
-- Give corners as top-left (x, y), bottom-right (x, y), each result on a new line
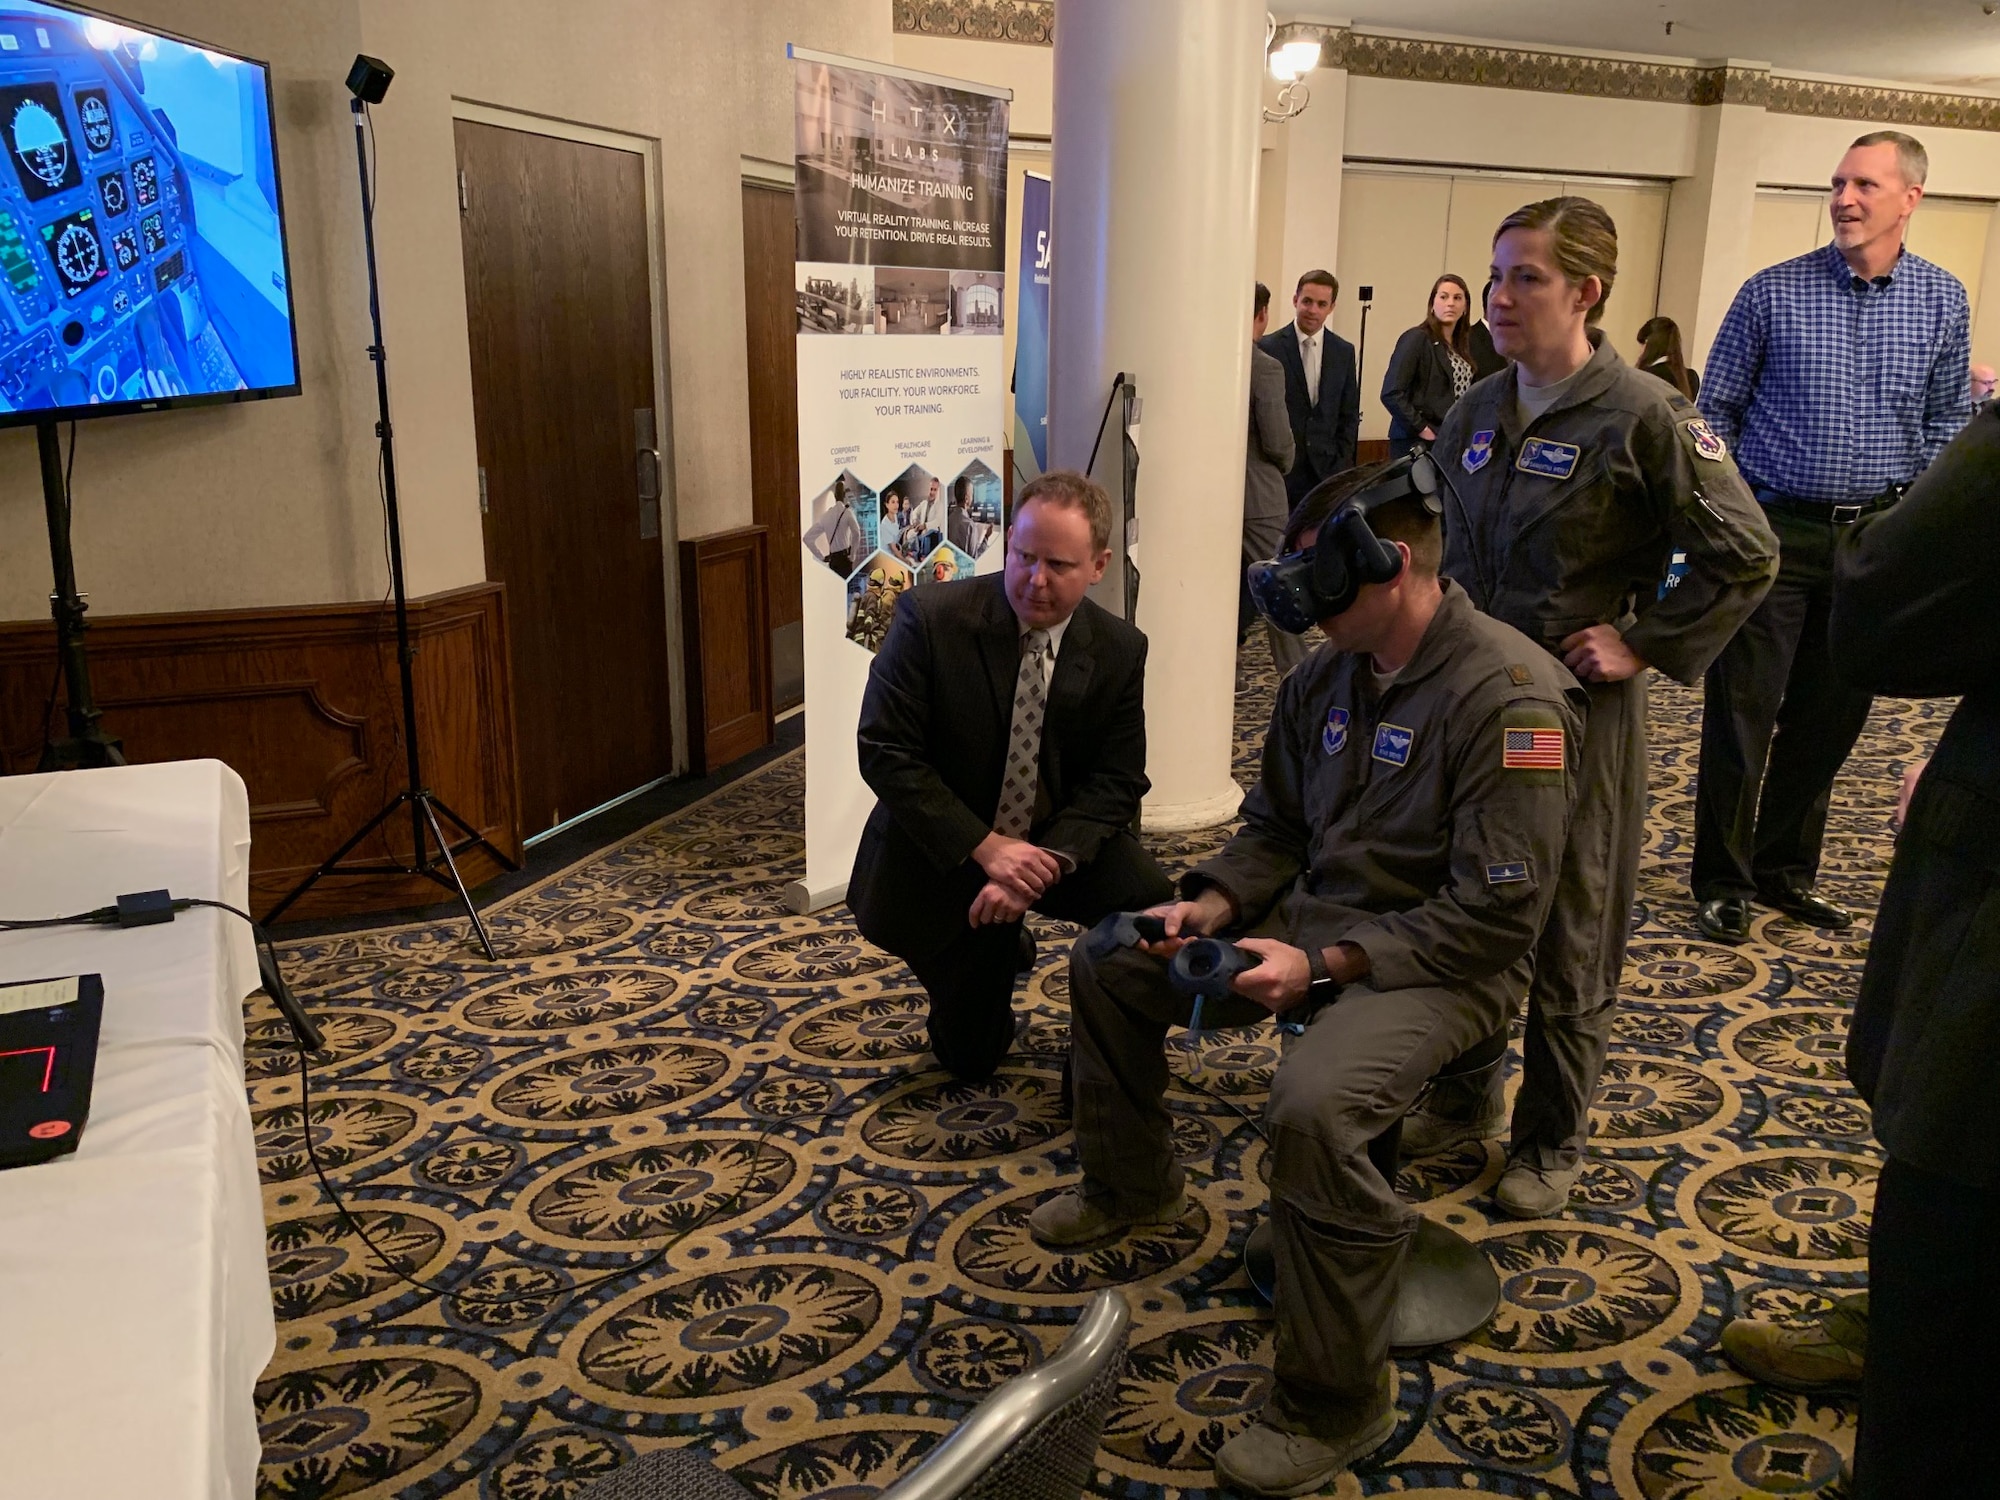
top-left (0, 971), bottom-right (101, 1168)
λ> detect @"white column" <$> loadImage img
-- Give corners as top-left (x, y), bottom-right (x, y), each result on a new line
top-left (1276, 64), bottom-right (1349, 297)
top-left (1047, 0), bottom-right (1265, 831)
top-left (1657, 73), bottom-right (1767, 368)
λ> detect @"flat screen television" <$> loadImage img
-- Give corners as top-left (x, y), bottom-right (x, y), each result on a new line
top-left (0, 1), bottom-right (297, 427)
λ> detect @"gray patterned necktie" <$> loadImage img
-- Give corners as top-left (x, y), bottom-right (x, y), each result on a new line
top-left (994, 629), bottom-right (1050, 837)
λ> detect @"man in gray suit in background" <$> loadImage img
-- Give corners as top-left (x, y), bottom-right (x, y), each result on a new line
top-left (1244, 283), bottom-right (1308, 675)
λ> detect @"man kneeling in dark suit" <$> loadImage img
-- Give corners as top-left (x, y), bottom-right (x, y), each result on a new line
top-left (849, 471), bottom-right (1173, 1079)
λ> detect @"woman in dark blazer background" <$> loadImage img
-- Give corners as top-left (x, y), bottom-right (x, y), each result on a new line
top-left (1467, 278), bottom-right (1509, 381)
top-left (1381, 273), bottom-right (1477, 459)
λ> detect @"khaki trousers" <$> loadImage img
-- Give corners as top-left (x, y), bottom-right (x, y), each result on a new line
top-left (1068, 937), bottom-right (1503, 1436)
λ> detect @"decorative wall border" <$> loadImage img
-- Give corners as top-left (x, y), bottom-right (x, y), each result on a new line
top-left (1306, 28), bottom-right (2000, 133)
top-left (888, 7), bottom-right (2000, 133)
top-left (1329, 30), bottom-right (1714, 108)
top-left (1758, 74), bottom-right (2000, 131)
top-left (891, 1), bottom-right (1053, 47)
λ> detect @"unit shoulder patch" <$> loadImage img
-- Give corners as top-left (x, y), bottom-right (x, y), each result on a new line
top-left (1684, 417), bottom-right (1728, 462)
top-left (1322, 705), bottom-right (1349, 756)
top-left (1462, 429), bottom-right (1496, 474)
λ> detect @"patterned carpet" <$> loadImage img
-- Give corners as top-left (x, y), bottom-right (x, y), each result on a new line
top-left (250, 637), bottom-right (1944, 1500)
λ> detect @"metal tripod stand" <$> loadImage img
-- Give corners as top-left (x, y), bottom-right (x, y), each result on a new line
top-left (262, 97), bottom-right (516, 955)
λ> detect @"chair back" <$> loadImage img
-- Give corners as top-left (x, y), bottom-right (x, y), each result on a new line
top-left (571, 1446), bottom-right (756, 1500)
top-left (882, 1287), bottom-right (1130, 1500)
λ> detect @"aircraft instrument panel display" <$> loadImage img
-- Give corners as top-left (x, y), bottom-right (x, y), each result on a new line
top-left (0, 2), bottom-right (298, 425)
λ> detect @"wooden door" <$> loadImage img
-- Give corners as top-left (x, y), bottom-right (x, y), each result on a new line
top-left (741, 181), bottom-right (803, 709)
top-left (456, 120), bottom-right (673, 836)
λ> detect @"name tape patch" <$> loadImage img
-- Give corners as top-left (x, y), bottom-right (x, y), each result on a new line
top-left (1322, 706), bottom-right (1349, 755)
top-left (1503, 726), bottom-right (1566, 770)
top-left (1485, 862), bottom-right (1530, 885)
top-left (1462, 430), bottom-right (1495, 474)
top-left (1372, 722), bottom-right (1415, 767)
top-left (1516, 437), bottom-right (1581, 480)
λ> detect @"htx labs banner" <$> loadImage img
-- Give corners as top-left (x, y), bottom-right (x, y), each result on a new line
top-left (786, 46), bottom-right (1012, 913)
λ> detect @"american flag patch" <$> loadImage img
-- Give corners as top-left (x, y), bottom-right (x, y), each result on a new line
top-left (1503, 727), bottom-right (1565, 770)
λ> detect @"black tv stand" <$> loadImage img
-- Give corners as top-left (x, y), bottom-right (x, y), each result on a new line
top-left (36, 417), bottom-right (123, 772)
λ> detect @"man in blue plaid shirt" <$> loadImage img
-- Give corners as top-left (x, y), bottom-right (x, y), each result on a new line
top-left (1691, 130), bottom-right (1971, 944)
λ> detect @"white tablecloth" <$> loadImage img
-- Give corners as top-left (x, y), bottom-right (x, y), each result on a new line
top-left (0, 760), bottom-right (271, 1500)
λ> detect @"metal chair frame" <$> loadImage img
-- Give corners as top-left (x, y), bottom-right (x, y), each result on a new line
top-left (880, 1287), bottom-right (1130, 1500)
top-left (573, 1289), bottom-right (1130, 1500)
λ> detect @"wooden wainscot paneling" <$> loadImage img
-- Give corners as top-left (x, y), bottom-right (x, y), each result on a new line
top-left (0, 583), bottom-right (522, 922)
top-left (679, 526), bottom-right (775, 774)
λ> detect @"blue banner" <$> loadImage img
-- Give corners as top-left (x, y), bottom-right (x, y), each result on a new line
top-left (1013, 171), bottom-right (1051, 484)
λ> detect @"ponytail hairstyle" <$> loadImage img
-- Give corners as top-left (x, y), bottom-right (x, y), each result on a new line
top-left (1636, 315), bottom-right (1694, 399)
top-left (1494, 196), bottom-right (1619, 325)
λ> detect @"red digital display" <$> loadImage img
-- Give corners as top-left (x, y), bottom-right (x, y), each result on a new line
top-left (0, 1044), bottom-right (57, 1093)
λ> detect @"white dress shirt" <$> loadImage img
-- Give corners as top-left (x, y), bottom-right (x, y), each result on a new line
top-left (1020, 611), bottom-right (1071, 691)
top-left (1297, 325), bottom-right (1323, 406)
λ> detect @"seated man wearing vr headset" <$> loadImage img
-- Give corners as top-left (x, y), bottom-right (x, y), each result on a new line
top-left (1030, 455), bottom-right (1587, 1496)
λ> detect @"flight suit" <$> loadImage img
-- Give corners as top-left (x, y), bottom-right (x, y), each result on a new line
top-left (1068, 582), bottom-right (1584, 1438)
top-left (1432, 334), bottom-right (1778, 1171)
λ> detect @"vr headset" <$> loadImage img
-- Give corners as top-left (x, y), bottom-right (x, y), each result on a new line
top-left (1246, 451), bottom-right (1445, 634)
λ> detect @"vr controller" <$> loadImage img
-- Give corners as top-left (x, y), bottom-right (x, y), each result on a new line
top-left (1085, 913), bottom-right (1330, 1044)
top-left (1085, 913), bottom-right (1262, 1047)
top-left (1085, 915), bottom-right (1258, 998)
top-left (1169, 938), bottom-right (1258, 999)
top-left (1082, 910), bottom-right (1169, 959)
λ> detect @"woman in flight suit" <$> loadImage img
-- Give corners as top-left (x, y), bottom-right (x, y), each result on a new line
top-left (1418, 196), bottom-right (1779, 1217)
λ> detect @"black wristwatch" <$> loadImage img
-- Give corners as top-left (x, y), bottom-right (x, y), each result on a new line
top-left (1305, 945), bottom-right (1342, 1004)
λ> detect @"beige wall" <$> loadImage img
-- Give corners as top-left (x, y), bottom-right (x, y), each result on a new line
top-left (891, 32), bottom-right (1051, 137)
top-left (1343, 75), bottom-right (1703, 179)
top-left (1758, 108), bottom-right (2000, 195)
top-left (0, 0), bottom-right (891, 622)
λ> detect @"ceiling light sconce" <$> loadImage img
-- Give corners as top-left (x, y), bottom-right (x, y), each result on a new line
top-left (1265, 15), bottom-right (1320, 122)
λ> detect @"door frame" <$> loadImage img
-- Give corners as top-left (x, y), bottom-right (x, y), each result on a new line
top-left (451, 98), bottom-right (690, 792)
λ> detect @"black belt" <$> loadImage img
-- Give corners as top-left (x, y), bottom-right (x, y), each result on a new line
top-left (1753, 489), bottom-right (1901, 525)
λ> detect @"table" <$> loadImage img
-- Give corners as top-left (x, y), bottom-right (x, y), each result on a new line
top-left (0, 760), bottom-right (271, 1500)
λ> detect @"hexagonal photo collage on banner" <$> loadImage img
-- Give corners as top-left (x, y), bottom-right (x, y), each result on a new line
top-left (803, 459), bottom-right (1005, 654)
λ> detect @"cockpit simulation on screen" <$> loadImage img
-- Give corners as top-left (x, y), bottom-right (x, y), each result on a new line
top-left (0, 2), bottom-right (298, 425)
